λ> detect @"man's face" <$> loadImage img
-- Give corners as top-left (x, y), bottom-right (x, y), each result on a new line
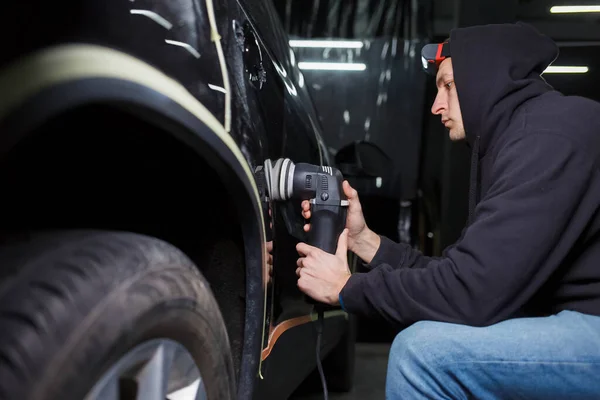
top-left (431, 58), bottom-right (466, 141)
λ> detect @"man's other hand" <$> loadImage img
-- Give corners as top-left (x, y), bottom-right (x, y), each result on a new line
top-left (295, 229), bottom-right (351, 305)
top-left (266, 240), bottom-right (273, 284)
top-left (301, 180), bottom-right (367, 253)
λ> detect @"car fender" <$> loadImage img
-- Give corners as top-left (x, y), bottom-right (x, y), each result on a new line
top-left (0, 43), bottom-right (267, 396)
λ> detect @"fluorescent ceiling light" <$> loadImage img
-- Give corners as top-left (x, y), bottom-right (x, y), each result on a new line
top-left (289, 40), bottom-right (364, 49)
top-left (550, 5), bottom-right (600, 13)
top-left (543, 66), bottom-right (589, 73)
top-left (298, 62), bottom-right (367, 71)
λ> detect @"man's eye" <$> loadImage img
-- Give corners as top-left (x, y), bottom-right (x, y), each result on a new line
top-left (445, 81), bottom-right (454, 89)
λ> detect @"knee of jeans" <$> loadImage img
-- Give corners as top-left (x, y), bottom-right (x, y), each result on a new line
top-left (389, 321), bottom-right (448, 367)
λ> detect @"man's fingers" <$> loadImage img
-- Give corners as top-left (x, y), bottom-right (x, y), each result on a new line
top-left (303, 223), bottom-right (310, 232)
top-left (336, 228), bottom-right (349, 257)
top-left (302, 201), bottom-right (311, 219)
top-left (297, 276), bottom-right (311, 293)
top-left (296, 267), bottom-right (301, 277)
top-left (343, 180), bottom-right (358, 199)
top-left (296, 242), bottom-right (315, 256)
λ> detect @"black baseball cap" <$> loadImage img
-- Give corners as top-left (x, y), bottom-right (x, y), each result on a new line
top-left (421, 40), bottom-right (451, 75)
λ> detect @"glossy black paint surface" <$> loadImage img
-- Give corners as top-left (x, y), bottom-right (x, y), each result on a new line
top-left (254, 315), bottom-right (348, 400)
top-left (273, 0), bottom-right (433, 201)
top-left (231, 3), bottom-right (350, 398)
top-left (291, 38), bottom-right (428, 200)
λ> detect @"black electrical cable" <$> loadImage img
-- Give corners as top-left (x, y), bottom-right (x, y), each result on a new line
top-left (315, 308), bottom-right (328, 400)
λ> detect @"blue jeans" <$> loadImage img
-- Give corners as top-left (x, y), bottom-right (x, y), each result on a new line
top-left (386, 310), bottom-right (600, 399)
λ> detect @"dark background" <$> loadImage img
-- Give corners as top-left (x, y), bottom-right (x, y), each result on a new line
top-left (274, 0), bottom-right (600, 342)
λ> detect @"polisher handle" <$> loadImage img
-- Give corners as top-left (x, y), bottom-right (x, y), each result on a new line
top-left (305, 203), bottom-right (347, 307)
top-left (309, 204), bottom-right (347, 254)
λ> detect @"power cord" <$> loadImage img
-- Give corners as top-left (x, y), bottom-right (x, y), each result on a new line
top-left (315, 308), bottom-right (329, 400)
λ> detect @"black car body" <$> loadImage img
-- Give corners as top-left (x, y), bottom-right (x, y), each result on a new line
top-left (0, 0), bottom-right (354, 399)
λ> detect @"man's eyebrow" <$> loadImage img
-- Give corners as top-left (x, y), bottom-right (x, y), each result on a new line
top-left (436, 73), bottom-right (453, 87)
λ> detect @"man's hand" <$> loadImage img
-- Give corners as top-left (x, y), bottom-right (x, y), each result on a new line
top-left (265, 206), bottom-right (274, 284)
top-left (266, 240), bottom-right (273, 284)
top-left (295, 229), bottom-right (351, 305)
top-left (301, 180), bottom-right (381, 264)
top-left (302, 181), bottom-right (366, 250)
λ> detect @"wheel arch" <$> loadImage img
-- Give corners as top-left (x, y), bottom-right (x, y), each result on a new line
top-left (0, 44), bottom-right (266, 397)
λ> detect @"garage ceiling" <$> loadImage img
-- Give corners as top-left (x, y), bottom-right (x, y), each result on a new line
top-left (432, 0), bottom-right (600, 102)
top-left (433, 0), bottom-right (600, 41)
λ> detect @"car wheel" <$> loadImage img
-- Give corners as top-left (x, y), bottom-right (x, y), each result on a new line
top-left (0, 230), bottom-right (235, 400)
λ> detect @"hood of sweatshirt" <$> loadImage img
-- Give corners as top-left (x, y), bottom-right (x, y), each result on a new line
top-left (449, 22), bottom-right (559, 154)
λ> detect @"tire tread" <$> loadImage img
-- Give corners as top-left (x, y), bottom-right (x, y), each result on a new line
top-left (0, 230), bottom-right (234, 400)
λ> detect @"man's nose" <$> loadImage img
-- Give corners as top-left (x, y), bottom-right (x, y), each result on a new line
top-left (431, 92), bottom-right (446, 115)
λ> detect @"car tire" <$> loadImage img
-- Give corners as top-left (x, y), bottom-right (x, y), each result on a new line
top-left (0, 230), bottom-right (236, 400)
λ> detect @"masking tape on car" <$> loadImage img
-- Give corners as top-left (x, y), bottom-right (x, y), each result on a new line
top-left (260, 310), bottom-right (348, 361)
top-left (205, 0), bottom-right (232, 133)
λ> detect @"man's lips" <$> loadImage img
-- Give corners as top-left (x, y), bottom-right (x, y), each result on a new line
top-left (442, 119), bottom-right (450, 127)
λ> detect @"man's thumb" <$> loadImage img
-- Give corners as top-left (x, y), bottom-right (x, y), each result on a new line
top-left (343, 180), bottom-right (357, 199)
top-left (336, 228), bottom-right (349, 257)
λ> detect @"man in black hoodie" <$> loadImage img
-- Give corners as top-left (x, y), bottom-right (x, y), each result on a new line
top-left (295, 22), bottom-right (600, 398)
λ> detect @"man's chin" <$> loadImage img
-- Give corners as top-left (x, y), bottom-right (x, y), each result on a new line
top-left (448, 131), bottom-right (462, 142)
top-left (448, 129), bottom-right (466, 142)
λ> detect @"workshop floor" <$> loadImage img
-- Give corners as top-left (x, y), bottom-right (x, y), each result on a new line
top-left (291, 343), bottom-right (391, 400)
top-left (168, 343), bottom-right (391, 400)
